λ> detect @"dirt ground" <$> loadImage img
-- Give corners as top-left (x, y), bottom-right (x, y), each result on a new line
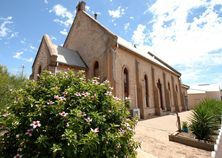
top-left (135, 111), bottom-right (211, 158)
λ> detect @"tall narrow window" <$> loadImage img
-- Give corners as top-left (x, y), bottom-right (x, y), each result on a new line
top-left (144, 75), bottom-right (149, 107)
top-left (176, 85), bottom-right (178, 92)
top-left (93, 61), bottom-right (99, 77)
top-left (124, 68), bottom-right (129, 98)
top-left (37, 65), bottom-right (42, 80)
top-left (157, 79), bottom-right (164, 110)
top-left (168, 82), bottom-right (171, 91)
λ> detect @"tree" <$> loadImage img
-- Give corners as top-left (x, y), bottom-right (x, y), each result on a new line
top-left (0, 71), bottom-right (139, 158)
top-left (0, 65), bottom-right (26, 111)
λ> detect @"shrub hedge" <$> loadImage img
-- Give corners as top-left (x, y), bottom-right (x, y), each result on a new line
top-left (0, 71), bottom-right (139, 158)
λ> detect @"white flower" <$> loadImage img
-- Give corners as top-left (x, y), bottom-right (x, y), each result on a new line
top-left (59, 111), bottom-right (68, 117)
top-left (62, 91), bottom-right (68, 96)
top-left (82, 92), bottom-right (90, 97)
top-left (30, 120), bottom-right (41, 129)
top-left (92, 79), bottom-right (99, 85)
top-left (47, 100), bottom-right (54, 105)
top-left (91, 128), bottom-right (99, 133)
top-left (103, 80), bottom-right (110, 84)
top-left (116, 143), bottom-right (121, 149)
top-left (54, 95), bottom-right (60, 100)
top-left (17, 148), bottom-right (22, 152)
top-left (81, 112), bottom-right (86, 117)
top-left (3, 112), bottom-right (9, 117)
top-left (105, 91), bottom-right (112, 96)
top-left (59, 96), bottom-right (66, 101)
top-left (25, 129), bottom-right (33, 137)
top-left (74, 92), bottom-right (81, 97)
top-left (84, 117), bottom-right (92, 123)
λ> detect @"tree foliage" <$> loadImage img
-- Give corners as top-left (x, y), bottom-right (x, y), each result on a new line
top-left (0, 65), bottom-right (26, 111)
top-left (0, 71), bottom-right (139, 158)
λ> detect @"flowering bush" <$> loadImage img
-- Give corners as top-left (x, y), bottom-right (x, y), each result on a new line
top-left (0, 71), bottom-right (139, 158)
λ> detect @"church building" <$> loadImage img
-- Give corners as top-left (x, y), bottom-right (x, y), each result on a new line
top-left (30, 1), bottom-right (189, 119)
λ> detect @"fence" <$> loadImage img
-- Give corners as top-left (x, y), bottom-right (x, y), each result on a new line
top-left (211, 119), bottom-right (222, 158)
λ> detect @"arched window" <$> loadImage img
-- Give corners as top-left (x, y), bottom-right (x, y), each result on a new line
top-left (176, 85), bottom-right (178, 92)
top-left (144, 75), bottom-right (149, 107)
top-left (93, 61), bottom-right (99, 77)
top-left (37, 65), bottom-right (42, 80)
top-left (168, 82), bottom-right (171, 91)
top-left (157, 79), bottom-right (164, 110)
top-left (124, 68), bottom-right (129, 98)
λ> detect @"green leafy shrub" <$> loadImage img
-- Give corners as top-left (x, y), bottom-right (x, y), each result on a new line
top-left (0, 71), bottom-right (139, 158)
top-left (189, 99), bottom-right (222, 141)
top-left (182, 121), bottom-right (188, 129)
top-left (182, 121), bottom-right (188, 132)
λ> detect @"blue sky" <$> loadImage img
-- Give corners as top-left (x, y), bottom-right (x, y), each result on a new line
top-left (0, 0), bottom-right (222, 87)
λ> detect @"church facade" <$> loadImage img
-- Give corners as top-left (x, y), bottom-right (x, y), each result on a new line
top-left (30, 1), bottom-right (189, 119)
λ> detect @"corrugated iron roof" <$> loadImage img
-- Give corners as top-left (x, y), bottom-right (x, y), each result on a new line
top-left (82, 11), bottom-right (180, 75)
top-left (56, 46), bottom-right (86, 68)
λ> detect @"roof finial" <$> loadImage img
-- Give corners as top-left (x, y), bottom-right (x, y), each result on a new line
top-left (76, 1), bottom-right (86, 12)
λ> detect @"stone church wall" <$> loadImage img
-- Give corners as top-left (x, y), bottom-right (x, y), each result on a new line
top-left (32, 41), bottom-right (51, 80)
top-left (64, 11), bottom-right (116, 82)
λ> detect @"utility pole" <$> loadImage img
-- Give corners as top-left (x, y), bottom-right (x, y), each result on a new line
top-left (21, 64), bottom-right (24, 77)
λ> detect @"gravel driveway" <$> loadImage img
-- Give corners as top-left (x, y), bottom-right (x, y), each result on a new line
top-left (135, 111), bottom-right (211, 158)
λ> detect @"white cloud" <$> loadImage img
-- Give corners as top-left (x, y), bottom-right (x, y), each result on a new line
top-left (0, 16), bottom-right (13, 39)
top-left (24, 57), bottom-right (33, 62)
top-left (124, 22), bottom-right (130, 31)
top-left (85, 5), bottom-right (90, 12)
top-left (129, 16), bottom-right (134, 20)
top-left (20, 39), bottom-right (26, 44)
top-left (50, 35), bottom-right (57, 41)
top-left (10, 32), bottom-right (18, 38)
top-left (132, 24), bottom-right (146, 45)
top-left (50, 4), bottom-right (74, 27)
top-left (13, 51), bottom-right (23, 59)
top-left (145, 0), bottom-right (222, 65)
top-left (60, 29), bottom-right (68, 36)
top-left (30, 45), bottom-right (36, 50)
top-left (44, 0), bottom-right (48, 4)
top-left (131, 0), bottom-right (222, 84)
top-left (13, 51), bottom-right (33, 62)
top-left (108, 6), bottom-right (125, 19)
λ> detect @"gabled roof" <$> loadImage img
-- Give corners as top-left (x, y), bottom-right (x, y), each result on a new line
top-left (32, 34), bottom-right (57, 68)
top-left (68, 10), bottom-right (180, 75)
top-left (117, 37), bottom-right (181, 75)
top-left (56, 46), bottom-right (86, 68)
top-left (33, 34), bottom-right (86, 69)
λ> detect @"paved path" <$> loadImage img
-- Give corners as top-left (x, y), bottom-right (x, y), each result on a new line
top-left (135, 111), bottom-right (211, 158)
